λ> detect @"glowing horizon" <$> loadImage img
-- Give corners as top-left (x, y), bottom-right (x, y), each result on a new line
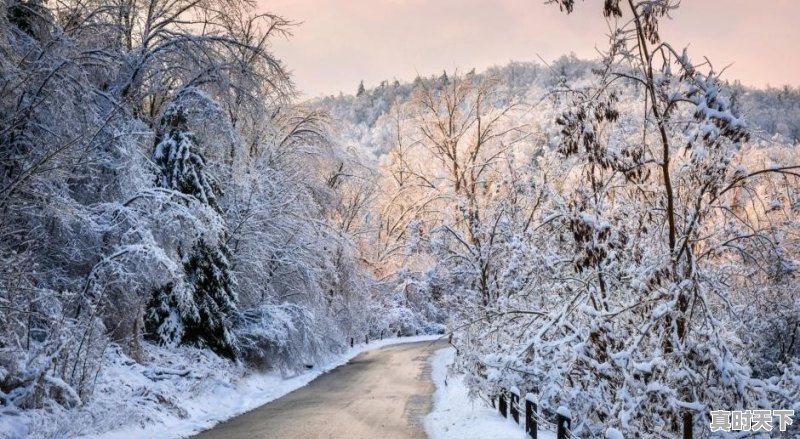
top-left (262, 0), bottom-right (800, 97)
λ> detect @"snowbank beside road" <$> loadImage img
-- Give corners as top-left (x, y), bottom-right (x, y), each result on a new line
top-left (425, 347), bottom-right (555, 439)
top-left (3, 335), bottom-right (441, 439)
top-left (87, 334), bottom-right (442, 439)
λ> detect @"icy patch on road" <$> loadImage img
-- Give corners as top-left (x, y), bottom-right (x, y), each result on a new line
top-left (424, 347), bottom-right (555, 439)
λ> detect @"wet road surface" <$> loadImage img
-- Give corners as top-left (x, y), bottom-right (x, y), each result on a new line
top-left (193, 339), bottom-right (448, 439)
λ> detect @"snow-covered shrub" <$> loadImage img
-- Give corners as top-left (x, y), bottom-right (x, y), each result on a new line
top-left (234, 304), bottom-right (325, 372)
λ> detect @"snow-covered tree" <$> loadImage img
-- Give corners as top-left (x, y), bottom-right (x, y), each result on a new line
top-left (444, 1), bottom-right (800, 437)
top-left (153, 106), bottom-right (222, 210)
top-left (145, 102), bottom-right (239, 358)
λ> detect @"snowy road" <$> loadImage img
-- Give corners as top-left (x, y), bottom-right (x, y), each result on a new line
top-left (193, 340), bottom-right (449, 439)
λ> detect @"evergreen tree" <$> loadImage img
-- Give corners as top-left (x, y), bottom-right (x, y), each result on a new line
top-left (145, 282), bottom-right (196, 347)
top-left (153, 107), bottom-right (220, 211)
top-left (180, 238), bottom-right (239, 359)
top-left (146, 104), bottom-right (239, 359)
top-left (356, 80), bottom-right (366, 97)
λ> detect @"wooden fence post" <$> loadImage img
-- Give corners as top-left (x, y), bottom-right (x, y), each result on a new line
top-left (525, 394), bottom-right (537, 439)
top-left (556, 407), bottom-right (571, 439)
top-left (350, 337), bottom-right (354, 348)
top-left (365, 334), bottom-right (368, 344)
top-left (498, 391), bottom-right (508, 418)
top-left (683, 412), bottom-right (693, 439)
top-left (510, 387), bottom-right (520, 424)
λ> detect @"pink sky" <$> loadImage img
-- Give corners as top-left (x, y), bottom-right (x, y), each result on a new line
top-left (262, 0), bottom-right (800, 97)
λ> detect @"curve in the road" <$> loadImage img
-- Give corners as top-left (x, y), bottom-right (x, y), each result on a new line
top-left (193, 339), bottom-right (448, 439)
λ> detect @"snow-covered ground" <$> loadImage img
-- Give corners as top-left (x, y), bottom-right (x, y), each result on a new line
top-left (425, 347), bottom-right (555, 439)
top-left (0, 335), bottom-right (441, 439)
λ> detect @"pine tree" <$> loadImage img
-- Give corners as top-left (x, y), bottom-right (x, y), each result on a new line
top-left (153, 107), bottom-right (220, 211)
top-left (145, 282), bottom-right (196, 347)
top-left (356, 80), bottom-right (366, 97)
top-left (146, 104), bottom-right (239, 359)
top-left (180, 238), bottom-right (239, 359)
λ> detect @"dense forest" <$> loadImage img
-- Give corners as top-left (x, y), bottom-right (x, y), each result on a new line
top-left (0, 0), bottom-right (798, 437)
